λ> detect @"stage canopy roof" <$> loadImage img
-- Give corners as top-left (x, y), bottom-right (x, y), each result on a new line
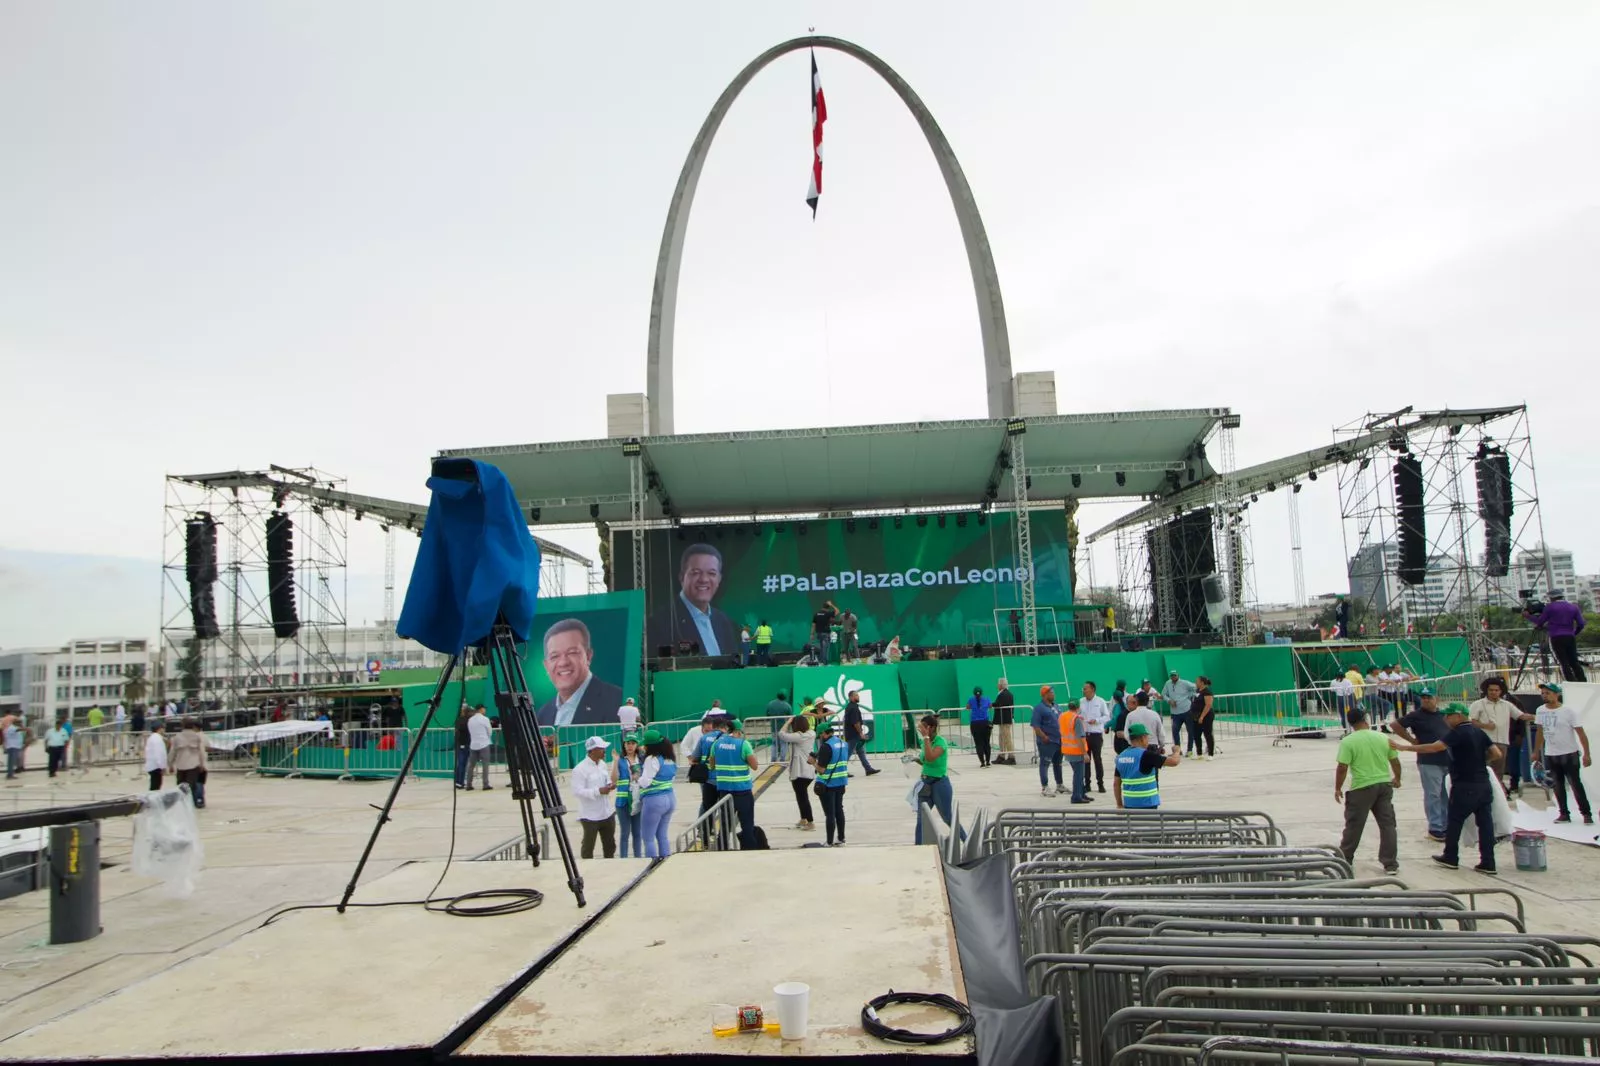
top-left (441, 409), bottom-right (1230, 526)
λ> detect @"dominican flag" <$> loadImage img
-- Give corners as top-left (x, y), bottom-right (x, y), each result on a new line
top-left (1406, 620), bottom-right (1415, 635)
top-left (806, 50), bottom-right (827, 216)
top-left (1329, 622), bottom-right (1342, 639)
top-left (1379, 617), bottom-right (1389, 635)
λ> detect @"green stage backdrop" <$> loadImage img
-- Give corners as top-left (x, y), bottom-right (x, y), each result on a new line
top-left (614, 513), bottom-right (1072, 652)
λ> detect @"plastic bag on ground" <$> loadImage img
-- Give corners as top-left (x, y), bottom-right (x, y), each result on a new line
top-left (1461, 773), bottom-right (1514, 850)
top-left (131, 788), bottom-right (205, 897)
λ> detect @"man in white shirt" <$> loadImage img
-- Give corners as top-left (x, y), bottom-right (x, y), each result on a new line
top-left (144, 721), bottom-right (169, 791)
top-left (1471, 676), bottom-right (1532, 792)
top-left (617, 698), bottom-right (641, 732)
top-left (1533, 682), bottom-right (1593, 825)
top-left (680, 709), bottom-right (718, 765)
top-left (113, 703), bottom-right (127, 730)
top-left (465, 705), bottom-right (494, 791)
top-left (570, 737), bottom-right (617, 858)
top-left (1079, 681), bottom-right (1112, 795)
top-left (1124, 692), bottom-right (1166, 752)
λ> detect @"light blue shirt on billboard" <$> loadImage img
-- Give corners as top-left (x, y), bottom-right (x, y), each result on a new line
top-left (680, 591), bottom-right (722, 655)
top-left (554, 675), bottom-right (593, 727)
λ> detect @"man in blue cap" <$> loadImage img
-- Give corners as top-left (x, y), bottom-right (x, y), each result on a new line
top-left (1390, 687), bottom-right (1451, 842)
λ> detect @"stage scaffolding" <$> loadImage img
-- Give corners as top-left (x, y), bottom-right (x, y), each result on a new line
top-left (1107, 417), bottom-right (1250, 644)
top-left (161, 468), bottom-right (350, 708)
top-left (1337, 406), bottom-right (1549, 658)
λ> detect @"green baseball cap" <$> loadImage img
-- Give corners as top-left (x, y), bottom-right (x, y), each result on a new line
top-left (1539, 681), bottom-right (1563, 696)
top-left (637, 728), bottom-right (664, 745)
top-left (727, 718), bottom-right (743, 731)
top-left (1128, 722), bottom-right (1150, 737)
top-left (1442, 702), bottom-right (1470, 717)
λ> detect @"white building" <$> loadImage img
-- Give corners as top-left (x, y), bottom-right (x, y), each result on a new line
top-left (0, 638), bottom-right (153, 724)
top-left (1347, 541), bottom-right (1466, 618)
top-left (1513, 545), bottom-right (1578, 600)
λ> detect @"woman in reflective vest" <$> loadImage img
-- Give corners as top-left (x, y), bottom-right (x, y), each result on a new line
top-left (612, 733), bottom-right (643, 858)
top-left (635, 729), bottom-right (679, 857)
top-left (812, 721), bottom-right (850, 847)
top-left (1115, 722), bottom-right (1181, 808)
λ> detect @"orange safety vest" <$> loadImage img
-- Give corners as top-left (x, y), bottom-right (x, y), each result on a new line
top-left (1058, 710), bottom-right (1086, 756)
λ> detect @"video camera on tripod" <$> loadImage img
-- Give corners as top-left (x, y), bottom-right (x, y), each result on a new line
top-left (1520, 588), bottom-right (1547, 622)
top-left (338, 458), bottom-right (586, 912)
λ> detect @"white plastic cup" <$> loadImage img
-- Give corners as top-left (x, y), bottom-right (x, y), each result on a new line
top-left (772, 981), bottom-right (811, 1039)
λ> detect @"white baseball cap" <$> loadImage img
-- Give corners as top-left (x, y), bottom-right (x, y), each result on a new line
top-left (585, 737), bottom-right (611, 752)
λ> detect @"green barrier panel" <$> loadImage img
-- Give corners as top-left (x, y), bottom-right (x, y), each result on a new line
top-left (650, 666), bottom-right (798, 722)
top-left (897, 659), bottom-right (958, 713)
top-left (791, 663), bottom-right (907, 754)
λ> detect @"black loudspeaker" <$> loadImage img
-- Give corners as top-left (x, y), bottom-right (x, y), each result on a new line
top-left (1475, 450), bottom-right (1513, 578)
top-left (1393, 455), bottom-right (1427, 586)
top-left (1145, 508), bottom-right (1217, 632)
top-left (184, 512), bottom-right (221, 639)
top-left (266, 511), bottom-right (300, 639)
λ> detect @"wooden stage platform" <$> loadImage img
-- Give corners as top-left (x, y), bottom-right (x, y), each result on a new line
top-left (0, 847), bottom-right (972, 1064)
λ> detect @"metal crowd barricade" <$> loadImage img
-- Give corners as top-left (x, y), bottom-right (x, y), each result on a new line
top-left (1101, 1006), bottom-right (1600, 1062)
top-left (992, 805), bottom-right (1600, 1066)
top-left (674, 793), bottom-right (737, 854)
top-left (66, 726), bottom-right (145, 773)
top-left (1189, 1035), bottom-right (1600, 1066)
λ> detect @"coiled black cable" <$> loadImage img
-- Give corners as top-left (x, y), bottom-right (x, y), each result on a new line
top-left (860, 990), bottom-right (975, 1045)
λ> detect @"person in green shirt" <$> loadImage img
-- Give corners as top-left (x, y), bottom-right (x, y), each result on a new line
top-left (912, 714), bottom-right (954, 844)
top-left (1334, 706), bottom-right (1403, 874)
top-left (87, 706), bottom-right (104, 728)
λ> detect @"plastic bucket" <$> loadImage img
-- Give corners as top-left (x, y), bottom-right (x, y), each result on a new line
top-left (1512, 829), bottom-right (1547, 872)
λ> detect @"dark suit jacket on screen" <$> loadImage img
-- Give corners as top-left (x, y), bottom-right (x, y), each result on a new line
top-left (536, 675), bottom-right (626, 729)
top-left (646, 597), bottom-right (740, 658)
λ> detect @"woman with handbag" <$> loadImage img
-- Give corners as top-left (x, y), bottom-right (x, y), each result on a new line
top-left (778, 715), bottom-right (817, 831)
top-left (912, 714), bottom-right (954, 844)
top-left (612, 733), bottom-right (644, 857)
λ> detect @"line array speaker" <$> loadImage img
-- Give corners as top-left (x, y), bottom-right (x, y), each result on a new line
top-left (1145, 507), bottom-right (1217, 632)
top-left (1393, 455), bottom-right (1427, 586)
top-left (184, 512), bottom-right (221, 639)
top-left (266, 511), bottom-right (301, 639)
top-left (1475, 449), bottom-right (1513, 578)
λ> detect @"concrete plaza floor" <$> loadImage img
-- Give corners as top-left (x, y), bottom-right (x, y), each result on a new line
top-left (3, 733), bottom-right (1599, 1044)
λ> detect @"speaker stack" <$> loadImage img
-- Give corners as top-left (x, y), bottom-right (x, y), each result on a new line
top-left (1393, 455), bottom-right (1427, 586)
top-left (1145, 508), bottom-right (1218, 632)
top-left (184, 512), bottom-right (221, 639)
top-left (266, 511), bottom-right (301, 639)
top-left (1475, 448), bottom-right (1514, 578)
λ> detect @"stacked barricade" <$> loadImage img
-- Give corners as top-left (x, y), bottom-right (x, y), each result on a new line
top-left (997, 807), bottom-right (1600, 1066)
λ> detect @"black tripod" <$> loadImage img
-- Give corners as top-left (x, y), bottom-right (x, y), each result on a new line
top-left (1511, 626), bottom-right (1553, 692)
top-left (338, 620), bottom-right (585, 911)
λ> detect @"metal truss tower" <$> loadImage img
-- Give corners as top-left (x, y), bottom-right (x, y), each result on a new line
top-left (1336, 407), bottom-right (1548, 656)
top-left (160, 468), bottom-right (350, 708)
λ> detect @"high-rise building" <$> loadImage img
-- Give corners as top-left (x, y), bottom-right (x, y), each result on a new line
top-left (1512, 545), bottom-right (1578, 600)
top-left (1348, 540), bottom-right (1466, 618)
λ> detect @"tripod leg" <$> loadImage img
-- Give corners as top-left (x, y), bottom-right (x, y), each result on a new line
top-left (491, 626), bottom-right (586, 907)
top-left (338, 654), bottom-right (460, 913)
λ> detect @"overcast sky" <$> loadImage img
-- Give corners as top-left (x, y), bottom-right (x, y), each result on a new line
top-left (3, 2), bottom-right (1599, 646)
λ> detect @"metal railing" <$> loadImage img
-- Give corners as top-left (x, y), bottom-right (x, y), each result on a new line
top-left (675, 793), bottom-right (737, 854)
top-left (990, 804), bottom-right (1600, 1066)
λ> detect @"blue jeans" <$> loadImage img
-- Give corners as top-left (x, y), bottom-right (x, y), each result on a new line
top-left (640, 791), bottom-right (676, 857)
top-left (1068, 757), bottom-right (1087, 801)
top-left (454, 745), bottom-right (469, 787)
top-left (616, 806), bottom-right (642, 857)
top-left (915, 775), bottom-right (955, 844)
top-left (1036, 742), bottom-right (1062, 787)
top-left (848, 736), bottom-right (875, 774)
top-left (1417, 761), bottom-right (1451, 836)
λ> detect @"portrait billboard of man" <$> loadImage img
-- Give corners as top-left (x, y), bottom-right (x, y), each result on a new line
top-left (536, 618), bottom-right (625, 727)
top-left (645, 542), bottom-right (740, 657)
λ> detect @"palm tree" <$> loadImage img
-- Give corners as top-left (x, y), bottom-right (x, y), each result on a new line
top-left (122, 664), bottom-right (149, 705)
